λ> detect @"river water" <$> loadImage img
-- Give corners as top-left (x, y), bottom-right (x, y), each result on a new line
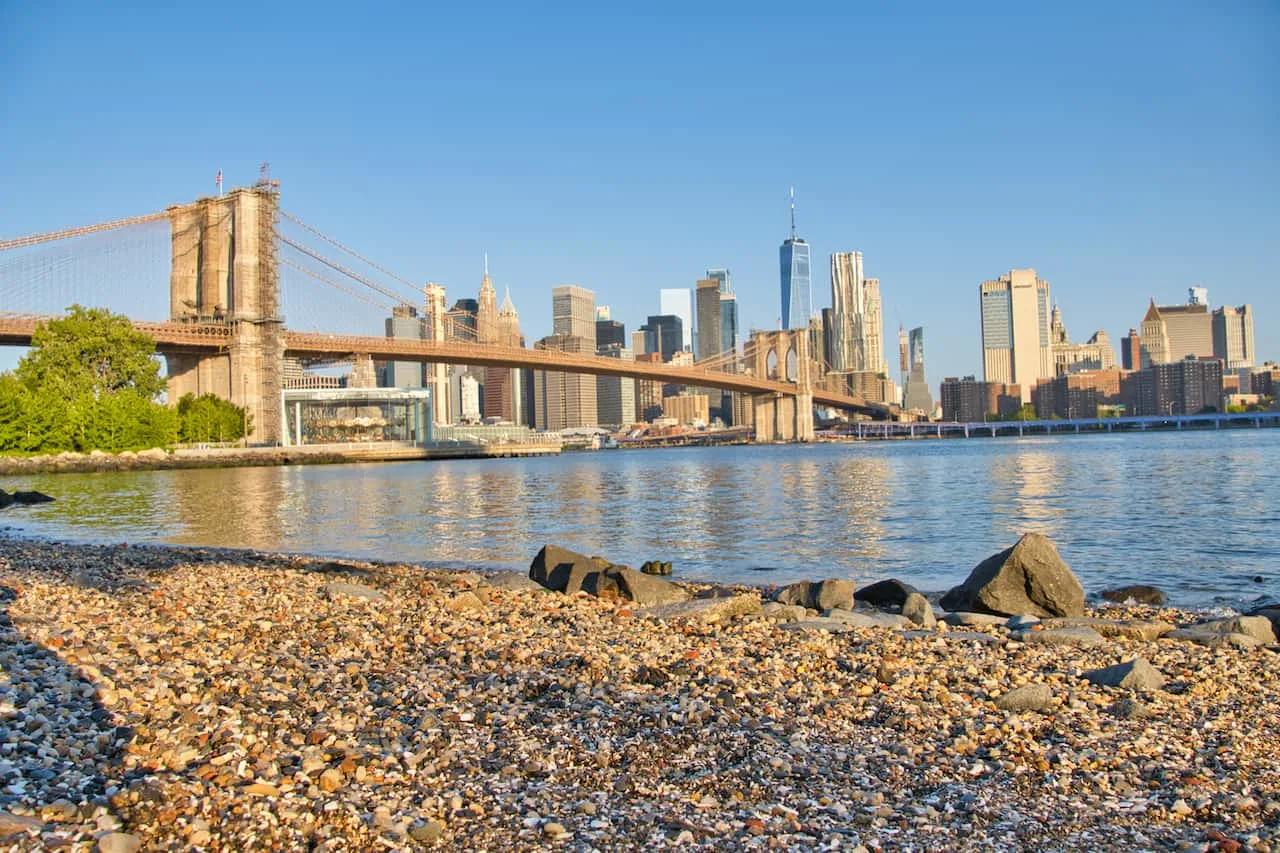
top-left (3, 430), bottom-right (1278, 608)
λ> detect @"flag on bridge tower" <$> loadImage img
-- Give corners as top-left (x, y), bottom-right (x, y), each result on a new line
top-left (216, 169), bottom-right (223, 197)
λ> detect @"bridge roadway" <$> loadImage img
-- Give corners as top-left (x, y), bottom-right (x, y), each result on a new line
top-left (0, 315), bottom-right (890, 416)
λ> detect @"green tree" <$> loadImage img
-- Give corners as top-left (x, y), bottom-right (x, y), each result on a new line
top-left (16, 305), bottom-right (166, 400)
top-left (176, 393), bottom-right (250, 443)
top-left (3, 306), bottom-right (176, 453)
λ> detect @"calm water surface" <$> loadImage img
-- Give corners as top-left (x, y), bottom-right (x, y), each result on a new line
top-left (4, 430), bottom-right (1278, 607)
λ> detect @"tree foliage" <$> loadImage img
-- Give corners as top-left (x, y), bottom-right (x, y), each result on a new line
top-left (0, 306), bottom-right (176, 453)
top-left (176, 393), bottom-right (250, 444)
top-left (17, 305), bottom-right (166, 400)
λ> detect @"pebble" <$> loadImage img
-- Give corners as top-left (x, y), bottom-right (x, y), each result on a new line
top-left (0, 537), bottom-right (1276, 851)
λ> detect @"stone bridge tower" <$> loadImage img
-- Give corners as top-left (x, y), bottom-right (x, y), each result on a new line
top-left (164, 187), bottom-right (284, 444)
top-left (745, 329), bottom-right (815, 441)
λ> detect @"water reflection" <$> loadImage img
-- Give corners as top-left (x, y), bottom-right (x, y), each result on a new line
top-left (5, 431), bottom-right (1279, 606)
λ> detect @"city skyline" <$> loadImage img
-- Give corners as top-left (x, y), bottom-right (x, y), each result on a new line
top-left (0, 4), bottom-right (1276, 390)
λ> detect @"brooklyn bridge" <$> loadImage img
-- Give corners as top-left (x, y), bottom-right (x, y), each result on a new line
top-left (0, 182), bottom-right (894, 444)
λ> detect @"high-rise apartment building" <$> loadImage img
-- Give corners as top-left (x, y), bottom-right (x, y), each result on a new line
top-left (1121, 357), bottom-right (1224, 416)
top-left (552, 285), bottom-right (596, 344)
top-left (695, 278), bottom-right (722, 361)
top-left (1212, 304), bottom-right (1255, 370)
top-left (979, 269), bottom-right (1053, 403)
top-left (829, 252), bottom-right (884, 373)
top-left (1139, 297), bottom-right (1212, 366)
top-left (658, 288), bottom-right (693, 351)
top-left (829, 251), bottom-right (862, 371)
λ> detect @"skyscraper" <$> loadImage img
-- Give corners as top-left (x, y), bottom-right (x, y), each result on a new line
top-left (1139, 297), bottom-right (1212, 366)
top-left (483, 289), bottom-right (524, 423)
top-left (695, 278), bottom-right (722, 361)
top-left (779, 187), bottom-right (812, 330)
top-left (980, 269), bottom-right (1053, 403)
top-left (720, 292), bottom-right (739, 355)
top-left (1212, 304), bottom-right (1255, 370)
top-left (381, 305), bottom-right (425, 389)
top-left (640, 314), bottom-right (683, 362)
top-left (902, 326), bottom-right (933, 414)
top-left (424, 283), bottom-right (450, 424)
top-left (829, 251), bottom-right (862, 371)
top-left (552, 285), bottom-right (596, 343)
top-left (829, 252), bottom-right (884, 373)
top-left (476, 258), bottom-right (498, 344)
top-left (658, 288), bottom-right (693, 351)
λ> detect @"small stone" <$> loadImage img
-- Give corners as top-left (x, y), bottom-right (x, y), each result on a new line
top-left (444, 591), bottom-right (485, 613)
top-left (319, 768), bottom-right (345, 792)
top-left (1100, 584), bottom-right (1168, 605)
top-left (97, 833), bottom-right (142, 853)
top-left (245, 782), bottom-right (280, 796)
top-left (322, 582), bottom-right (385, 602)
top-left (409, 820), bottom-right (444, 843)
top-left (995, 683), bottom-right (1054, 712)
top-left (901, 592), bottom-right (936, 628)
top-left (1084, 657), bottom-right (1166, 693)
top-left (543, 821), bottom-right (568, 838)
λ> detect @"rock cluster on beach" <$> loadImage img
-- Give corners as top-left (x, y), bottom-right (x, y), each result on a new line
top-left (0, 535), bottom-right (1276, 851)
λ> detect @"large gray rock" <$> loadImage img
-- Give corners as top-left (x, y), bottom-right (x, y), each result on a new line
top-left (608, 566), bottom-right (691, 606)
top-left (1041, 616), bottom-right (1174, 642)
top-left (901, 592), bottom-right (936, 628)
top-left (529, 545), bottom-right (611, 593)
top-left (824, 609), bottom-right (911, 629)
top-left (528, 546), bottom-right (690, 605)
top-left (1189, 615), bottom-right (1276, 645)
top-left (1014, 626), bottom-right (1106, 647)
top-left (941, 533), bottom-right (1085, 618)
top-left (1247, 607), bottom-right (1280, 641)
top-left (642, 593), bottom-right (762, 624)
top-left (854, 579), bottom-right (918, 609)
top-left (942, 611), bottom-right (1007, 628)
top-left (1163, 629), bottom-right (1263, 649)
top-left (774, 579), bottom-right (854, 611)
top-left (1100, 584), bottom-right (1168, 606)
top-left (1084, 657), bottom-right (1165, 692)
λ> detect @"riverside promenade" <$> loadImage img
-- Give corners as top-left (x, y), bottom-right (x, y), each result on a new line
top-left (0, 536), bottom-right (1276, 851)
top-left (823, 411), bottom-right (1280, 441)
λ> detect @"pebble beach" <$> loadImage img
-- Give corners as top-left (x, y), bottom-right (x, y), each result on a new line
top-left (0, 536), bottom-right (1277, 852)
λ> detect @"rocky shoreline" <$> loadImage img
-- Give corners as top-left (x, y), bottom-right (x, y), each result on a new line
top-left (0, 536), bottom-right (1277, 851)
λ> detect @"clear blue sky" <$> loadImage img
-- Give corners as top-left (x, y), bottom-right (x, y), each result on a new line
top-left (2, 1), bottom-right (1276, 389)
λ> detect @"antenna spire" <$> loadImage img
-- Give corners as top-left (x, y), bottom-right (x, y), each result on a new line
top-left (484, 253), bottom-right (489, 277)
top-left (789, 186), bottom-right (797, 240)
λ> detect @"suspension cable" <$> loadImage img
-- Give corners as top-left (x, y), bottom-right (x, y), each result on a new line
top-left (0, 210), bottom-right (169, 252)
top-left (279, 210), bottom-right (421, 298)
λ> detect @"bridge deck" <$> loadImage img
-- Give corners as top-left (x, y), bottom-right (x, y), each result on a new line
top-left (0, 315), bottom-right (889, 415)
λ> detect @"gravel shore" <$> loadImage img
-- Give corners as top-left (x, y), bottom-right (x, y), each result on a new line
top-left (0, 536), bottom-right (1276, 852)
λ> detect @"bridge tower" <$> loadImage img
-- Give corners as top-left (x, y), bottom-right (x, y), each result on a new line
top-left (164, 187), bottom-right (284, 444)
top-left (745, 329), bottom-right (815, 441)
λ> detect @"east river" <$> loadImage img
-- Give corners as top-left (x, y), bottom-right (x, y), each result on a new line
top-left (4, 429), bottom-right (1278, 607)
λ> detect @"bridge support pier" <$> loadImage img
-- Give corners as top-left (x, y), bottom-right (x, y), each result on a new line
top-left (751, 391), bottom-right (814, 442)
top-left (165, 187), bottom-right (284, 444)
